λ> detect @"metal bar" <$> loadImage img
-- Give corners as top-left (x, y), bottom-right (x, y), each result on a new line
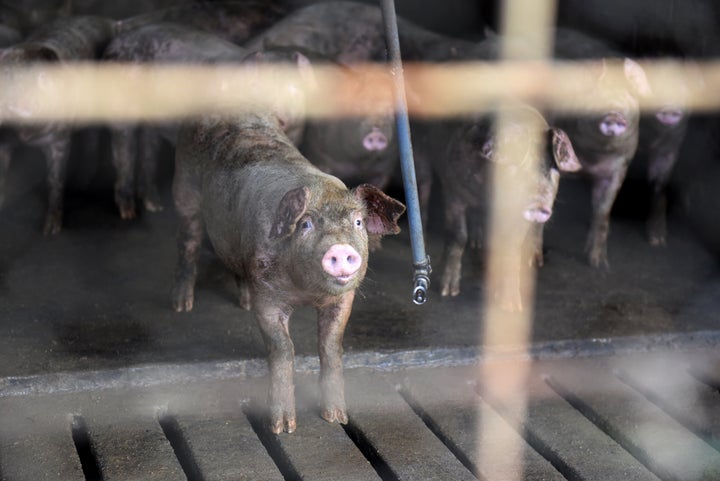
top-left (379, 0), bottom-right (431, 305)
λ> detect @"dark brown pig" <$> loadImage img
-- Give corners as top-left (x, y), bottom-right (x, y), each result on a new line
top-left (0, 15), bottom-right (117, 234)
top-left (102, 22), bottom-right (253, 218)
top-left (299, 65), bottom-right (397, 190)
top-left (636, 62), bottom-right (697, 246)
top-left (102, 22), bottom-right (316, 218)
top-left (433, 106), bottom-right (580, 309)
top-left (553, 29), bottom-right (653, 268)
top-left (243, 0), bottom-right (480, 64)
top-left (172, 110), bottom-right (405, 433)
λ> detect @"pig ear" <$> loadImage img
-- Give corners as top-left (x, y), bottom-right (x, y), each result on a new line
top-left (29, 45), bottom-right (61, 62)
top-left (624, 58), bottom-right (652, 98)
top-left (270, 186), bottom-right (310, 239)
top-left (548, 127), bottom-right (582, 173)
top-left (354, 184), bottom-right (406, 236)
top-left (291, 51), bottom-right (319, 90)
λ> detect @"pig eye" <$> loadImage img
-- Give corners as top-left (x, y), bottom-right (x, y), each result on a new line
top-left (353, 216), bottom-right (364, 229)
top-left (299, 218), bottom-right (313, 231)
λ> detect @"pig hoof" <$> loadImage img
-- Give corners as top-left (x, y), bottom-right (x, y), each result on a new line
top-left (143, 198), bottom-right (164, 213)
top-left (440, 284), bottom-right (460, 297)
top-left (43, 217), bottom-right (62, 236)
top-left (321, 407), bottom-right (348, 425)
top-left (648, 234), bottom-right (666, 247)
top-left (172, 287), bottom-right (194, 312)
top-left (270, 415), bottom-right (297, 434)
top-left (116, 196), bottom-right (136, 220)
top-left (119, 206), bottom-right (136, 220)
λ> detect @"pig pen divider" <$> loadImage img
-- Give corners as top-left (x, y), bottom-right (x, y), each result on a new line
top-left (380, 0), bottom-right (432, 306)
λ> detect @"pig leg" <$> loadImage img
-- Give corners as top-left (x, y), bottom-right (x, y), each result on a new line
top-left (646, 151), bottom-right (677, 246)
top-left (317, 291), bottom-right (354, 425)
top-left (440, 198), bottom-right (468, 297)
top-left (587, 168), bottom-right (627, 269)
top-left (0, 144), bottom-right (10, 208)
top-left (138, 127), bottom-right (164, 213)
top-left (526, 222), bottom-right (545, 267)
top-left (234, 274), bottom-right (252, 311)
top-left (255, 299), bottom-right (296, 434)
top-left (172, 165), bottom-right (204, 312)
top-left (41, 136), bottom-right (71, 236)
top-left (110, 125), bottom-right (137, 220)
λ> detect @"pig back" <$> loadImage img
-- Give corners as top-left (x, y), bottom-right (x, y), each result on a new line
top-left (177, 113), bottom-right (346, 270)
top-left (24, 15), bottom-right (117, 60)
top-left (103, 22), bottom-right (247, 63)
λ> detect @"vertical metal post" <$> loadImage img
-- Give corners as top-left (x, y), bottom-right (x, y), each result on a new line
top-left (380, 0), bottom-right (431, 305)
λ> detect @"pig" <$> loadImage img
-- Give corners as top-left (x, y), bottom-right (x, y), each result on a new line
top-left (172, 108), bottom-right (405, 433)
top-left (299, 64), bottom-right (398, 191)
top-left (102, 22), bottom-right (254, 219)
top-left (0, 15), bottom-right (117, 234)
top-left (431, 105), bottom-right (580, 309)
top-left (635, 62), bottom-right (697, 246)
top-left (638, 105), bottom-right (688, 246)
top-left (243, 0), bottom-right (481, 65)
top-left (552, 28), bottom-right (653, 268)
top-left (112, 0), bottom-right (286, 45)
top-left (102, 22), bottom-right (315, 218)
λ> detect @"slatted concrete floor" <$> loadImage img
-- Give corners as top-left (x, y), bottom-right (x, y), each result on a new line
top-left (1, 347), bottom-right (720, 481)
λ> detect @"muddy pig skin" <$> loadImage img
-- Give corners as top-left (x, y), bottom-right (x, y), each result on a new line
top-left (112, 1), bottom-right (286, 45)
top-left (433, 106), bottom-right (580, 310)
top-left (103, 22), bottom-right (315, 218)
top-left (553, 29), bottom-right (653, 269)
top-left (172, 111), bottom-right (405, 434)
top-left (244, 0), bottom-right (480, 64)
top-left (0, 15), bottom-right (117, 235)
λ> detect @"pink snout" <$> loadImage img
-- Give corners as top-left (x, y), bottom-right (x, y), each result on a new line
top-left (322, 244), bottom-right (362, 283)
top-left (362, 128), bottom-right (388, 151)
top-left (656, 108), bottom-right (684, 126)
top-left (599, 112), bottom-right (628, 137)
top-left (523, 205), bottom-right (552, 224)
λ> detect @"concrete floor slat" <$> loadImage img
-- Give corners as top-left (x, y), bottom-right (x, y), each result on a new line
top-left (547, 359), bottom-right (720, 481)
top-left (86, 417), bottom-right (185, 481)
top-left (399, 366), bottom-right (566, 481)
top-left (344, 371), bottom-right (478, 481)
top-left (175, 414), bottom-right (285, 481)
top-left (480, 361), bottom-right (662, 481)
top-left (617, 353), bottom-right (720, 450)
top-left (0, 429), bottom-right (84, 481)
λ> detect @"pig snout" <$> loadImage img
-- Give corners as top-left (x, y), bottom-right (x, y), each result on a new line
top-left (655, 108), bottom-right (684, 126)
top-left (322, 244), bottom-right (362, 283)
top-left (523, 203), bottom-right (552, 223)
top-left (362, 128), bottom-right (388, 152)
top-left (599, 112), bottom-right (628, 136)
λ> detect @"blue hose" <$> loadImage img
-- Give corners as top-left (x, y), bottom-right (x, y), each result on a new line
top-left (380, 0), bottom-right (431, 305)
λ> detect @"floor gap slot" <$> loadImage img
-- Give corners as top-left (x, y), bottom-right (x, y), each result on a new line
top-left (242, 403), bottom-right (301, 481)
top-left (70, 415), bottom-right (103, 481)
top-left (157, 411), bottom-right (204, 481)
top-left (341, 418), bottom-right (399, 481)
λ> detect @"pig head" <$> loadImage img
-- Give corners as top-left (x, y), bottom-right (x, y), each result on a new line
top-left (436, 107), bottom-right (580, 310)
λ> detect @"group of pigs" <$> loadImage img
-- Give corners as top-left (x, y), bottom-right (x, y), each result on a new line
top-left (0, 1), bottom-right (693, 433)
